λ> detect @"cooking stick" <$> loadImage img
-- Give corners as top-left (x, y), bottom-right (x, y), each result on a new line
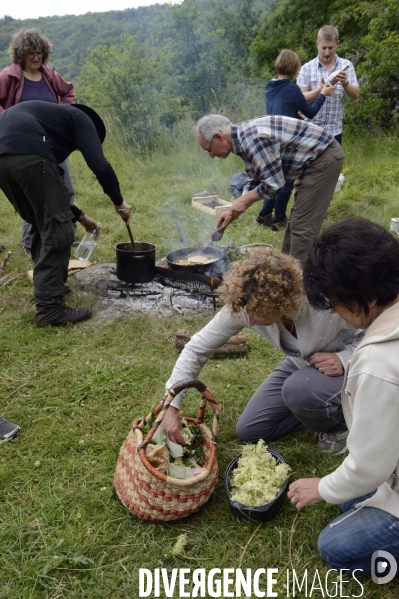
top-left (126, 223), bottom-right (135, 249)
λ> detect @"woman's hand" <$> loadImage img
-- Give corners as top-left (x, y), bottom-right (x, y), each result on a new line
top-left (288, 478), bottom-right (323, 509)
top-left (115, 201), bottom-right (132, 224)
top-left (309, 352), bottom-right (344, 376)
top-left (79, 214), bottom-right (101, 234)
top-left (162, 406), bottom-right (185, 446)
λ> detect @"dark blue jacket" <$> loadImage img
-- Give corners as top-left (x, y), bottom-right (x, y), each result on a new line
top-left (265, 78), bottom-right (325, 119)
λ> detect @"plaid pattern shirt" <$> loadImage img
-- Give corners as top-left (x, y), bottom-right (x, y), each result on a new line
top-left (296, 55), bottom-right (359, 136)
top-left (232, 116), bottom-right (334, 201)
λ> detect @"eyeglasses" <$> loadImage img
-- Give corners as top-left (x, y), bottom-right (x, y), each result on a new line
top-left (26, 51), bottom-right (42, 58)
top-left (203, 136), bottom-right (215, 154)
top-left (325, 300), bottom-right (340, 310)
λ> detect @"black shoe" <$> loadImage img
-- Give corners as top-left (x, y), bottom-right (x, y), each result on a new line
top-left (256, 214), bottom-right (273, 226)
top-left (271, 220), bottom-right (287, 232)
top-left (0, 417), bottom-right (20, 443)
top-left (37, 306), bottom-right (91, 327)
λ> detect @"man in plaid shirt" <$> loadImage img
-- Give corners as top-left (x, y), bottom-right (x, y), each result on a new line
top-left (196, 113), bottom-right (344, 265)
top-left (297, 25), bottom-right (359, 144)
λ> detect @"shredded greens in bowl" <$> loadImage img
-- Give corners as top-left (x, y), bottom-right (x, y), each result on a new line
top-left (230, 440), bottom-right (290, 507)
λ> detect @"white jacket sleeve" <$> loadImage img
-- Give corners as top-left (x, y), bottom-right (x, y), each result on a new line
top-left (165, 307), bottom-right (246, 408)
top-left (334, 330), bottom-right (365, 370)
top-left (319, 372), bottom-right (399, 504)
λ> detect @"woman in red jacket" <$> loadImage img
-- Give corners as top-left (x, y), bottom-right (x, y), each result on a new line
top-left (0, 29), bottom-right (76, 255)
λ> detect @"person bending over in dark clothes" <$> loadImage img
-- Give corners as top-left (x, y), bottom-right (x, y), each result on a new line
top-left (0, 100), bottom-right (132, 326)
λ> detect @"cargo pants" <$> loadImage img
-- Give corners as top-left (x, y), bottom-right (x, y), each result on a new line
top-left (281, 139), bottom-right (345, 265)
top-left (0, 154), bottom-right (75, 324)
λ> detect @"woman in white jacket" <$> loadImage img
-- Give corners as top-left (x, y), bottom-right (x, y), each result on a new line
top-left (164, 247), bottom-right (362, 454)
top-left (288, 216), bottom-right (399, 576)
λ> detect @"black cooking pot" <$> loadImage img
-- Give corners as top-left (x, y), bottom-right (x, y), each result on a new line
top-left (166, 246), bottom-right (224, 273)
top-left (116, 242), bottom-right (155, 283)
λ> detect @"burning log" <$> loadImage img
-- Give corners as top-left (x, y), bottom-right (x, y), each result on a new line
top-left (175, 329), bottom-right (247, 358)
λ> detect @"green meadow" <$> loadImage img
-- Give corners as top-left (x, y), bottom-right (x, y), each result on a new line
top-left (1, 122), bottom-right (399, 598)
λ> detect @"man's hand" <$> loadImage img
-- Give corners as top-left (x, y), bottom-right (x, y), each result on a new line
top-left (115, 201), bottom-right (132, 224)
top-left (216, 190), bottom-right (260, 230)
top-left (162, 406), bottom-right (185, 446)
top-left (335, 69), bottom-right (348, 87)
top-left (288, 478), bottom-right (323, 509)
top-left (79, 214), bottom-right (101, 234)
top-left (309, 352), bottom-right (344, 376)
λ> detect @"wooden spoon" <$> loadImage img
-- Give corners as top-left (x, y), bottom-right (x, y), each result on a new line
top-left (126, 223), bottom-right (135, 250)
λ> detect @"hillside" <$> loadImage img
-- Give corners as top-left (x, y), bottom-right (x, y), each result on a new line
top-left (0, 6), bottom-right (171, 80)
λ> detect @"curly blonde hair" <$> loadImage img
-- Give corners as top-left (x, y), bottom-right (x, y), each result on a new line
top-left (220, 248), bottom-right (304, 319)
top-left (9, 29), bottom-right (52, 66)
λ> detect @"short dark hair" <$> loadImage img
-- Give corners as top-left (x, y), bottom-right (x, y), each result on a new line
top-left (303, 217), bottom-right (399, 315)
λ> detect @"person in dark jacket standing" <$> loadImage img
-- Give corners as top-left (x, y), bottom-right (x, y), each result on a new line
top-left (257, 49), bottom-right (335, 231)
top-left (0, 100), bottom-right (132, 326)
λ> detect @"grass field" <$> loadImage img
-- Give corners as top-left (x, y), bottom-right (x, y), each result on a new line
top-left (1, 122), bottom-right (399, 598)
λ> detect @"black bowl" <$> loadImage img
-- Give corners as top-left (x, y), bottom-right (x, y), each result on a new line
top-left (224, 447), bottom-right (289, 523)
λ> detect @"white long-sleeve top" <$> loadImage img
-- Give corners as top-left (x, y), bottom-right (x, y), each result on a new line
top-left (166, 302), bottom-right (363, 408)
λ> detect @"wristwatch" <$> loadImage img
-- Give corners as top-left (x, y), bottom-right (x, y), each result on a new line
top-left (342, 81), bottom-right (349, 88)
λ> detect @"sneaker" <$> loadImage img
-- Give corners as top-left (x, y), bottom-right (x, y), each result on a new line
top-left (256, 214), bottom-right (273, 226)
top-left (38, 306), bottom-right (91, 327)
top-left (271, 220), bottom-right (287, 232)
top-left (0, 417), bottom-right (20, 443)
top-left (317, 430), bottom-right (348, 455)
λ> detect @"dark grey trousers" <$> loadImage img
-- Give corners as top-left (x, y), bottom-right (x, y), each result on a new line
top-left (281, 139), bottom-right (345, 265)
top-left (0, 154), bottom-right (75, 323)
top-left (21, 158), bottom-right (75, 249)
top-left (236, 357), bottom-right (346, 443)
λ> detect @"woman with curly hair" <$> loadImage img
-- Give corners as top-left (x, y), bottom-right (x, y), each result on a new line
top-left (163, 247), bottom-right (363, 452)
top-left (0, 29), bottom-right (76, 255)
top-left (0, 29), bottom-right (75, 112)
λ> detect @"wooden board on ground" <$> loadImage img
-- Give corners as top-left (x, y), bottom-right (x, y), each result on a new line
top-left (27, 260), bottom-right (91, 284)
top-left (175, 328), bottom-right (247, 358)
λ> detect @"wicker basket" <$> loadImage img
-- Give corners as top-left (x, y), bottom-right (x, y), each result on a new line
top-left (114, 379), bottom-right (220, 522)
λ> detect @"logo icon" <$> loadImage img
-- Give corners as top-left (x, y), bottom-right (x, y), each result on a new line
top-left (371, 550), bottom-right (397, 584)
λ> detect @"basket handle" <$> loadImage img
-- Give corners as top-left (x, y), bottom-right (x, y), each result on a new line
top-left (136, 378), bottom-right (220, 448)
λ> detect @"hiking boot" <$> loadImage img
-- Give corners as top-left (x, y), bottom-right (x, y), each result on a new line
top-left (317, 430), bottom-right (348, 455)
top-left (37, 306), bottom-right (91, 327)
top-left (256, 214), bottom-right (273, 226)
top-left (0, 417), bottom-right (20, 443)
top-left (271, 220), bottom-right (287, 232)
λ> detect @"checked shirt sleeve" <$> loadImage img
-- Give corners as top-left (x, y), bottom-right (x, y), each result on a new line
top-left (240, 132), bottom-right (287, 201)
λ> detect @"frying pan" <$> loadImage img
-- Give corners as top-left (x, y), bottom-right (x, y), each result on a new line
top-left (166, 245), bottom-right (224, 273)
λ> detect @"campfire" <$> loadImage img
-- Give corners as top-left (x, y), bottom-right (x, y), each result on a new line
top-left (74, 252), bottom-right (230, 320)
top-left (74, 244), bottom-right (269, 321)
